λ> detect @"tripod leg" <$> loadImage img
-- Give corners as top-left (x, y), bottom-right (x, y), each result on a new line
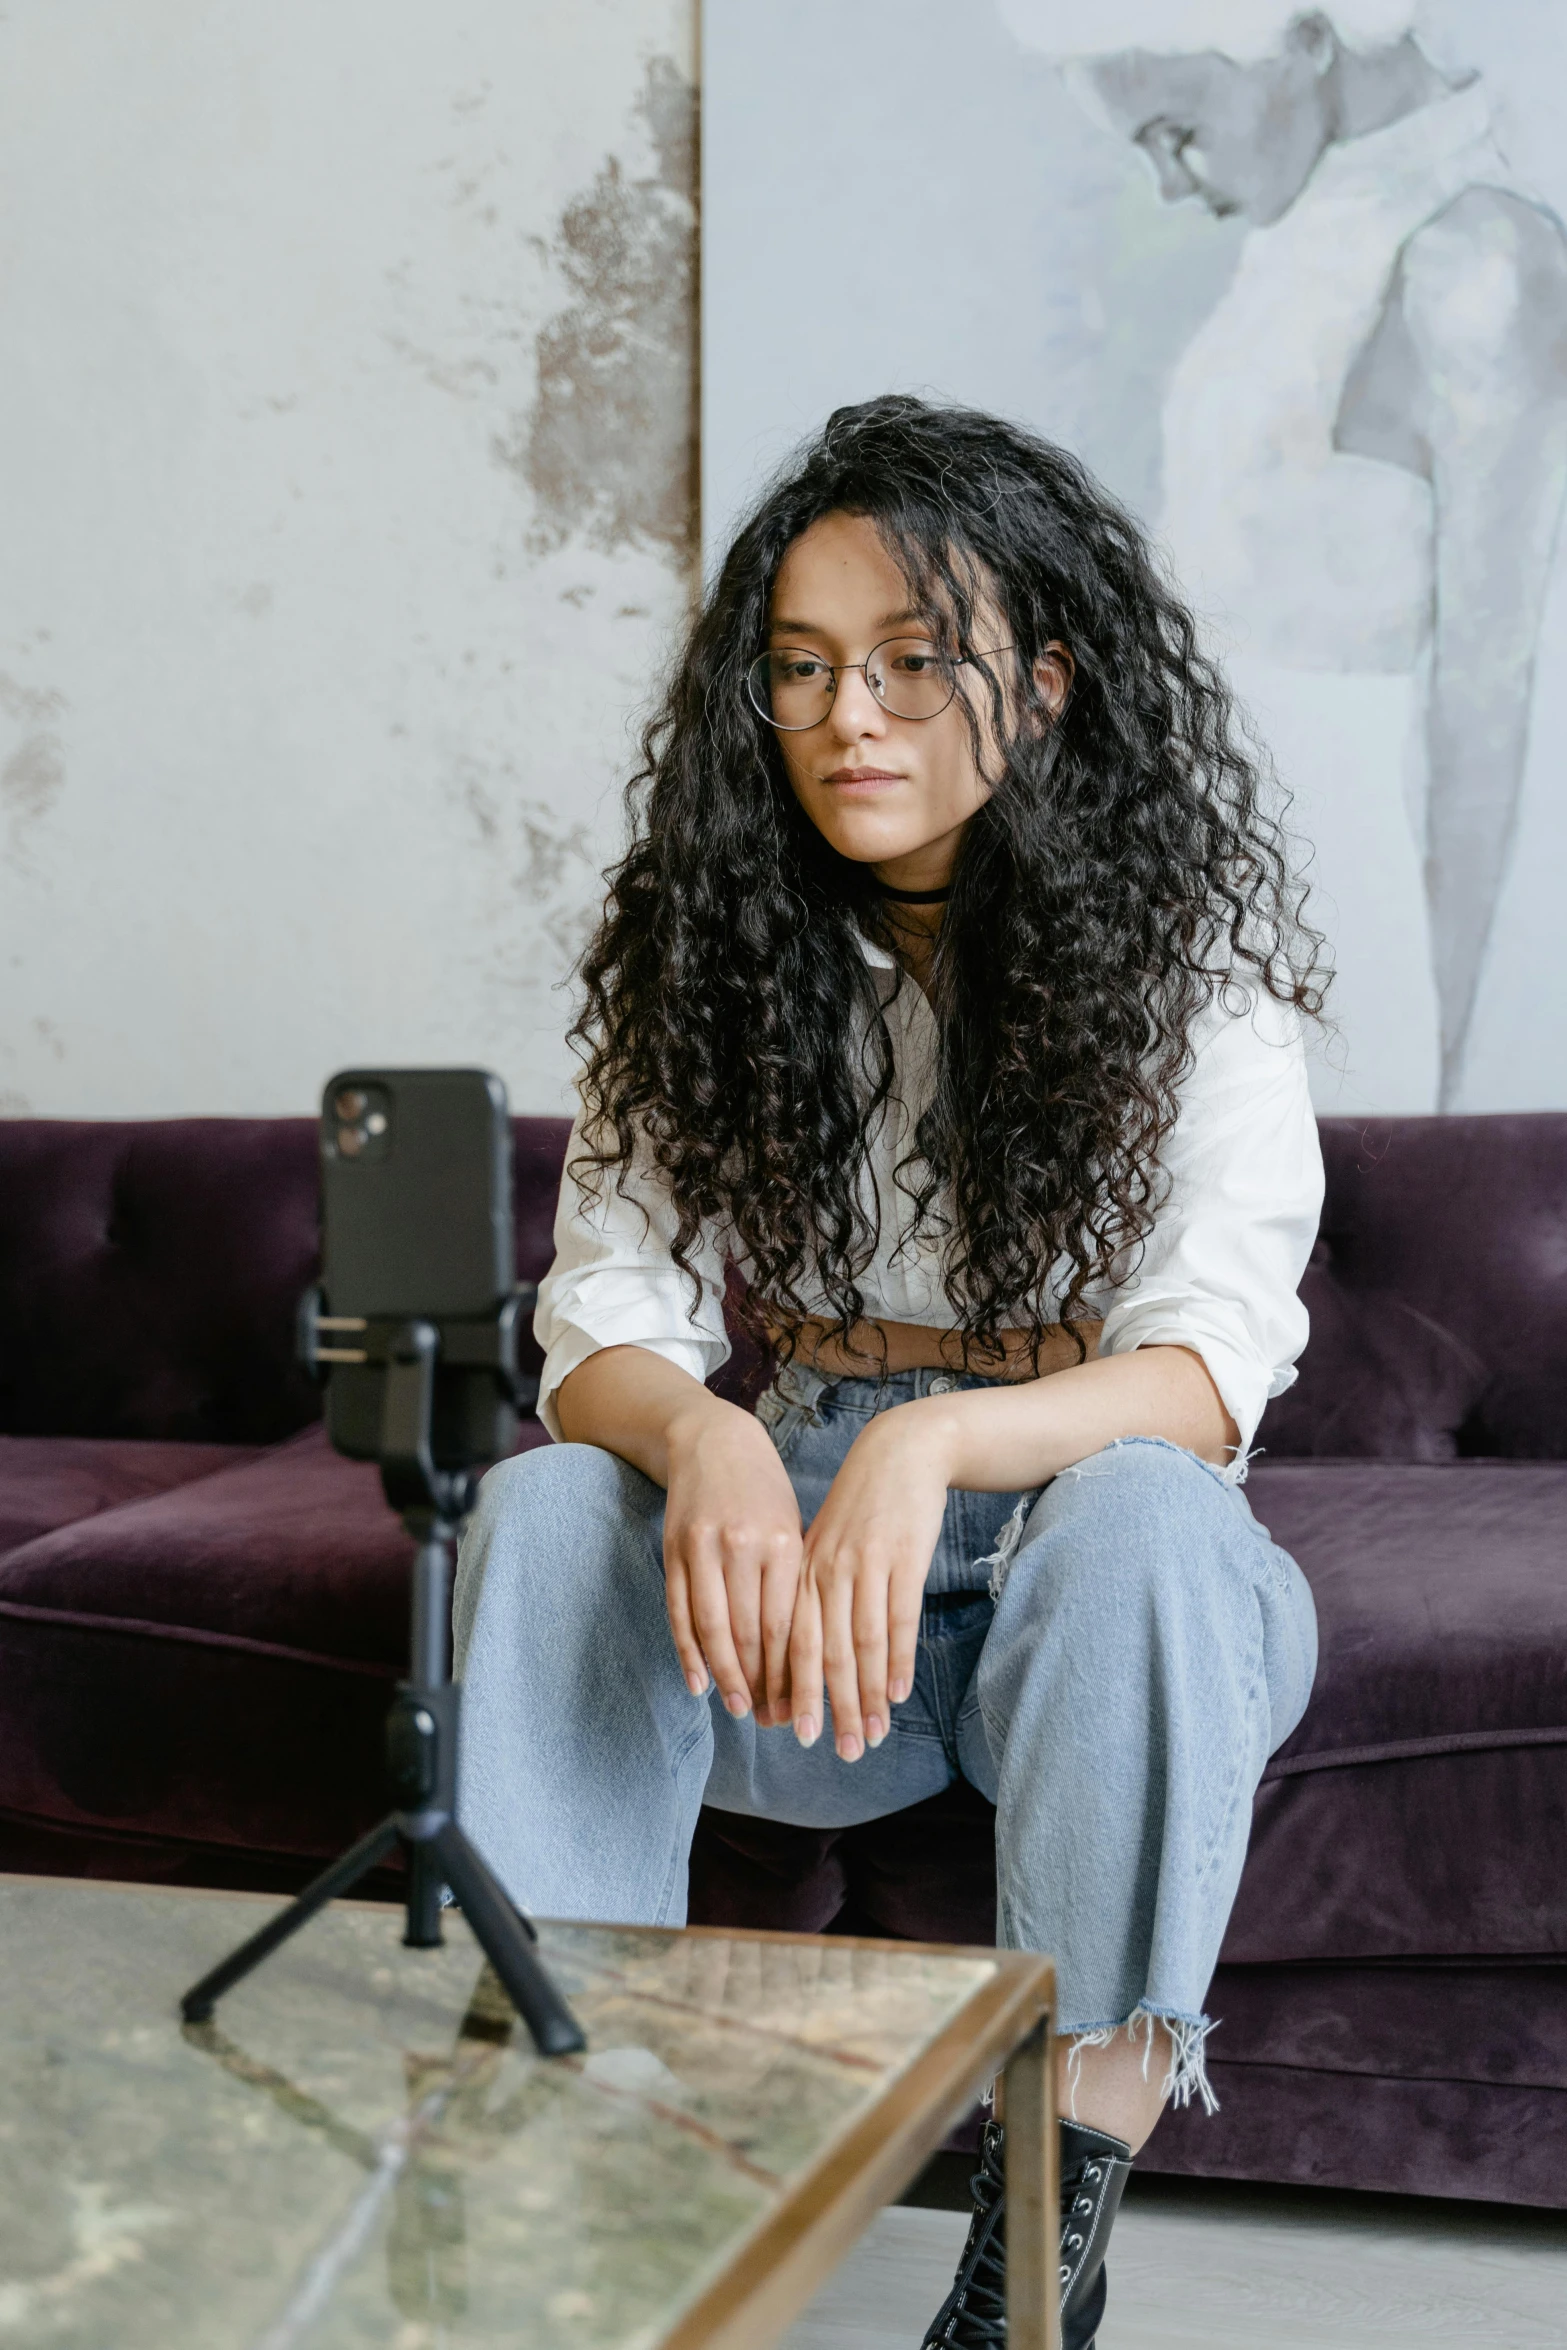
top-left (433, 1821), bottom-right (586, 2058)
top-left (405, 1839), bottom-right (445, 1949)
top-left (181, 1816), bottom-right (401, 2023)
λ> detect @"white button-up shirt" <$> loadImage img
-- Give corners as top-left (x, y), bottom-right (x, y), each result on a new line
top-left (534, 936), bottom-right (1323, 1465)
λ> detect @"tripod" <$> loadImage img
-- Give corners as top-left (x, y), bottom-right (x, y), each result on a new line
top-left (180, 1309), bottom-right (585, 2059)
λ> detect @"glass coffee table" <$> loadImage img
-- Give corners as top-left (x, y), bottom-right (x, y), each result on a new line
top-left (0, 1876), bottom-right (1056, 2349)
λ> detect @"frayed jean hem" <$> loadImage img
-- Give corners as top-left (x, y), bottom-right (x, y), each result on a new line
top-left (1062, 2003), bottom-right (1219, 2118)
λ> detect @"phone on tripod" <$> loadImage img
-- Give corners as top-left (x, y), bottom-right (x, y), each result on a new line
top-left (181, 1064), bottom-right (585, 2059)
top-left (318, 1068), bottom-right (519, 1471)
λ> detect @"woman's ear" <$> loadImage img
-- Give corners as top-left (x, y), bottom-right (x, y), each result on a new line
top-left (1032, 641), bottom-right (1075, 722)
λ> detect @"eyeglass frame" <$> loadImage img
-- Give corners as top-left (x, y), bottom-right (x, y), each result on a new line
top-left (746, 636), bottom-right (1018, 732)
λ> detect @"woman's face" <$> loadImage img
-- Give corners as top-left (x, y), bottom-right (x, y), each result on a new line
top-left (766, 511), bottom-right (1068, 891)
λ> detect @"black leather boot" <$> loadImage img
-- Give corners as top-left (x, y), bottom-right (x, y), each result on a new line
top-left (1057, 2118), bottom-right (1133, 2348)
top-left (919, 2116), bottom-right (1132, 2349)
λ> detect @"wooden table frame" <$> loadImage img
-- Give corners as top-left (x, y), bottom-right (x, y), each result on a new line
top-left (660, 1925), bottom-right (1057, 2350)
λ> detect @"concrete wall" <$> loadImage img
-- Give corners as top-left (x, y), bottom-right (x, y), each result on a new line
top-left (0, 0), bottom-right (696, 1117)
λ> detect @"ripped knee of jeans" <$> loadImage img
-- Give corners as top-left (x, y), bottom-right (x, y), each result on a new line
top-left (1057, 1432), bottom-right (1256, 1494)
top-left (977, 1493), bottom-right (1034, 1600)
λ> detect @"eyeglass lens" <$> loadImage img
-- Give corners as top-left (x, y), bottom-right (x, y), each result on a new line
top-left (748, 638), bottom-right (957, 729)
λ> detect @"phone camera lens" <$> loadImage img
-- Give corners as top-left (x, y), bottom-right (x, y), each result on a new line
top-left (338, 1124), bottom-right (367, 1157)
top-left (365, 1111), bottom-right (388, 1136)
top-left (334, 1088), bottom-right (368, 1120)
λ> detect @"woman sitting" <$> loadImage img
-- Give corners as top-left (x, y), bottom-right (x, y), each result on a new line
top-left (455, 394), bottom-right (1326, 2349)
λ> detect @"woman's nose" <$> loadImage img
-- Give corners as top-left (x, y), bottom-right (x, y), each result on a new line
top-left (827, 664), bottom-right (887, 742)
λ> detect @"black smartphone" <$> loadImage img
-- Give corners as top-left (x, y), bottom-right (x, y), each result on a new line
top-left (318, 1067), bottom-right (518, 1469)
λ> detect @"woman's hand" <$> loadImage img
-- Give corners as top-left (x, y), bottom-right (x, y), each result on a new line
top-left (663, 1398), bottom-right (804, 1727)
top-left (554, 1347), bottom-right (803, 1726)
top-left (788, 1404), bottom-right (952, 1759)
top-left (783, 1341), bottom-right (1239, 1759)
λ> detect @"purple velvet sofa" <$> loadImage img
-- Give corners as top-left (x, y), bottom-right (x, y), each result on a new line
top-left (1, 1113), bottom-right (1563, 2207)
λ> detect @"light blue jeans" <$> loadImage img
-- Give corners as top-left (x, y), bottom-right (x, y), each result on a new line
top-left (453, 1368), bottom-right (1318, 2105)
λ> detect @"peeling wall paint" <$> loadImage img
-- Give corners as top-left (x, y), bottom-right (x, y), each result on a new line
top-left (517, 55), bottom-right (699, 567)
top-left (0, 0), bottom-right (697, 1117)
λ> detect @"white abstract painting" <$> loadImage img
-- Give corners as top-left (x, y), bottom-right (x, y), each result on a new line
top-left (703, 1), bottom-right (1567, 1115)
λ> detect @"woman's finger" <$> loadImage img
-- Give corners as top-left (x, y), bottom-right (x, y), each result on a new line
top-left (760, 1537), bottom-right (799, 1721)
top-left (820, 1562), bottom-right (864, 1760)
top-left (663, 1556), bottom-right (710, 1697)
top-left (852, 1564), bottom-right (892, 1748)
top-left (887, 1559), bottom-right (924, 1710)
top-left (758, 1660), bottom-right (793, 1730)
top-left (683, 1536), bottom-right (753, 1718)
top-left (789, 1576), bottom-right (824, 1747)
top-left (721, 1533), bottom-right (766, 1707)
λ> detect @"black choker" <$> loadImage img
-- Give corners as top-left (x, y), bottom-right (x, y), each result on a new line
top-left (879, 881), bottom-right (953, 904)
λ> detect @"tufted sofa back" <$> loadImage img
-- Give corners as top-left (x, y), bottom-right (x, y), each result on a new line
top-left (1267, 1115), bottom-right (1567, 1460)
top-left (1, 1110), bottom-right (1564, 1457)
top-left (0, 1117), bottom-right (571, 1444)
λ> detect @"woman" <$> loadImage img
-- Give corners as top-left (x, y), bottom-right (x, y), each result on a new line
top-left (455, 396), bottom-right (1326, 2350)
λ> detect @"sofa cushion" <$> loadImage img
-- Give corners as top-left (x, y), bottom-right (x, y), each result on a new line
top-left (1250, 1460), bottom-right (1567, 1759)
top-left (0, 1420), bottom-right (538, 1860)
top-left (1224, 1459), bottom-right (1567, 1963)
top-left (0, 1435), bottom-right (261, 1557)
top-left (1190, 1960), bottom-right (1567, 2093)
top-left (1141, 1962), bottom-right (1567, 2207)
top-left (0, 1425), bottom-right (412, 1664)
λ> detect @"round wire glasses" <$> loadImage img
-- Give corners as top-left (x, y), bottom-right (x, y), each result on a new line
top-left (745, 637), bottom-right (1015, 732)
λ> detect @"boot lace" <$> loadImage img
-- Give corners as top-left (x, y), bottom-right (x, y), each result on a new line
top-left (922, 2125), bottom-right (1117, 2348)
top-left (920, 2124), bottom-right (1007, 2348)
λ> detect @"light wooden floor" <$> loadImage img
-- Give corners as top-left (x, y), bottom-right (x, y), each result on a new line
top-left (779, 2180), bottom-right (1567, 2349)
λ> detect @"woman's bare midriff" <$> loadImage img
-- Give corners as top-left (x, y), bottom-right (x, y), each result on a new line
top-left (775, 1316), bottom-right (1103, 1383)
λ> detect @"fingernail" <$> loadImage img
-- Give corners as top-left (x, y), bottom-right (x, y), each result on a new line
top-left (837, 1733), bottom-right (863, 1763)
top-left (687, 1671), bottom-right (709, 1695)
top-left (889, 1679), bottom-right (910, 1704)
top-left (726, 1692), bottom-right (750, 1718)
top-left (795, 1716), bottom-right (819, 1747)
top-left (865, 1716), bottom-right (886, 1747)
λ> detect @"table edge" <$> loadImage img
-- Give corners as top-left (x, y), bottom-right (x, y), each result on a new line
top-left (658, 1953), bottom-right (1054, 2350)
top-left (2, 1877), bottom-right (1026, 1972)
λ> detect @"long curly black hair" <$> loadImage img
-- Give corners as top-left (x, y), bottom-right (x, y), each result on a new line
top-left (572, 395), bottom-right (1326, 1367)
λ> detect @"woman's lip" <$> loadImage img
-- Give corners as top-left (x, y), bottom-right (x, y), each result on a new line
top-left (822, 767), bottom-right (904, 786)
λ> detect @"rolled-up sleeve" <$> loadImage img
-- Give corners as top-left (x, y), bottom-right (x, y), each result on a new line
top-left (532, 1112), bottom-right (731, 1442)
top-left (1096, 986), bottom-right (1323, 1472)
